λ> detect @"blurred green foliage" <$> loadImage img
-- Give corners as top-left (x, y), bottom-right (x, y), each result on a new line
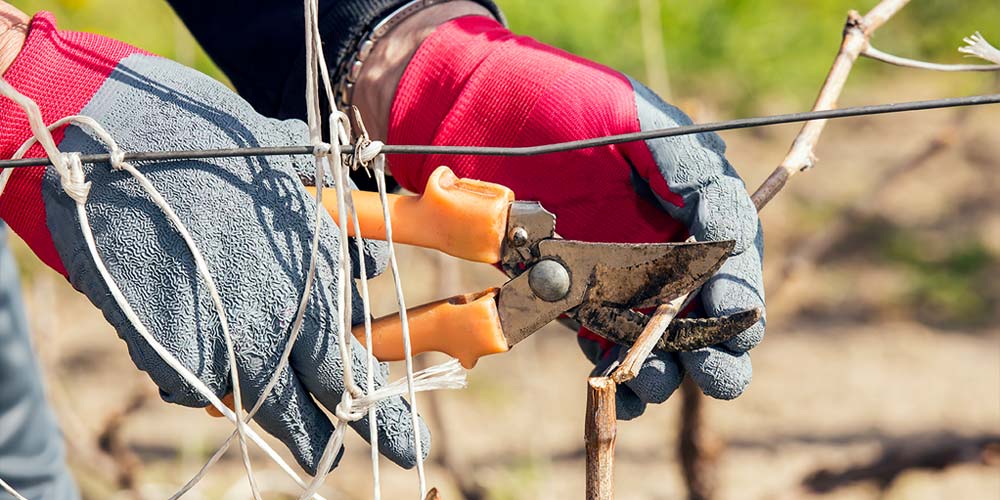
top-left (499, 0), bottom-right (999, 112)
top-left (14, 0), bottom-right (999, 113)
top-left (11, 0), bottom-right (222, 78)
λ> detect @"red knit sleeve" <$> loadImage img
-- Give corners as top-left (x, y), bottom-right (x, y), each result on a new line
top-left (0, 12), bottom-right (146, 275)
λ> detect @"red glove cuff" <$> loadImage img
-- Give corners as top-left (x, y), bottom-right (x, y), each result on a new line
top-left (388, 16), bottom-right (686, 245)
top-left (0, 12), bottom-right (144, 275)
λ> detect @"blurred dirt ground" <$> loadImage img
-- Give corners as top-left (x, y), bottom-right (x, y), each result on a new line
top-left (10, 75), bottom-right (1000, 499)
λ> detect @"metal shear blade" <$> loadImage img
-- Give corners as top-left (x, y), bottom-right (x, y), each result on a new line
top-left (575, 240), bottom-right (762, 351)
top-left (584, 240), bottom-right (735, 308)
top-left (498, 238), bottom-right (757, 350)
top-left (575, 305), bottom-right (763, 352)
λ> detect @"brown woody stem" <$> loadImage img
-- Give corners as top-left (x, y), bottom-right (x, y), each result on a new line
top-left (585, 377), bottom-right (617, 500)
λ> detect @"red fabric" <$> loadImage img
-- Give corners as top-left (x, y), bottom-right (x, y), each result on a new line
top-left (388, 16), bottom-right (687, 244)
top-left (578, 328), bottom-right (617, 359)
top-left (389, 17), bottom-right (691, 351)
top-left (0, 12), bottom-right (144, 276)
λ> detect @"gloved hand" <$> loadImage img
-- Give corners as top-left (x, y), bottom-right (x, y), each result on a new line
top-left (387, 16), bottom-right (765, 418)
top-left (0, 12), bottom-right (426, 474)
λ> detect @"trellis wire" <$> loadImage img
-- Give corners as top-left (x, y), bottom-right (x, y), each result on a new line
top-left (1, 93), bottom-right (998, 170)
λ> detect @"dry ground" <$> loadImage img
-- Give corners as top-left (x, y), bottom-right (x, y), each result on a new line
top-left (11, 75), bottom-right (1000, 499)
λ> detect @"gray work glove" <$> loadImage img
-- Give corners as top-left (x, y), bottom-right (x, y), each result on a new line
top-left (577, 80), bottom-right (765, 419)
top-left (0, 14), bottom-right (423, 475)
top-left (375, 15), bottom-right (764, 420)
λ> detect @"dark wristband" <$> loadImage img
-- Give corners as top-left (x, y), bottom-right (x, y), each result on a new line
top-left (334, 0), bottom-right (502, 113)
top-left (168, 0), bottom-right (501, 122)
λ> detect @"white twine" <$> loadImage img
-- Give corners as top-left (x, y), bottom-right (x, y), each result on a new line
top-left (298, 0), bottom-right (469, 496)
top-left (0, 477), bottom-right (29, 500)
top-left (372, 154), bottom-right (431, 496)
top-left (959, 32), bottom-right (1000, 65)
top-left (297, 0), bottom-right (466, 496)
top-left (295, 0), bottom-right (352, 494)
top-left (300, 134), bottom-right (467, 500)
top-left (0, 105), bottom-right (273, 500)
top-left (0, 1), bottom-right (465, 498)
top-left (350, 143), bottom-right (382, 500)
top-left (0, 82), bottom-right (345, 500)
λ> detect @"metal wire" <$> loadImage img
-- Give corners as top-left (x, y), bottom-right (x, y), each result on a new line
top-left (2, 93), bottom-right (998, 169)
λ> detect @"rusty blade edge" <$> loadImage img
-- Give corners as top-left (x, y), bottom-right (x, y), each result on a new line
top-left (587, 239), bottom-right (736, 309)
top-left (658, 307), bottom-right (763, 352)
top-left (652, 239), bottom-right (735, 305)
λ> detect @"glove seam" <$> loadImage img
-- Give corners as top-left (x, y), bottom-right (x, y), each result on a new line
top-left (672, 172), bottom-right (724, 216)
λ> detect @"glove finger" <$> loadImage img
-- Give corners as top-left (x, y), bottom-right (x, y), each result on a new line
top-left (284, 119), bottom-right (388, 280)
top-left (349, 237), bottom-right (389, 280)
top-left (622, 349), bottom-right (683, 405)
top-left (700, 226), bottom-right (765, 353)
top-left (615, 383), bottom-right (648, 421)
top-left (629, 79), bottom-right (757, 254)
top-left (242, 366), bottom-right (339, 476)
top-left (685, 177), bottom-right (759, 254)
top-left (579, 348), bottom-right (646, 420)
top-left (679, 346), bottom-right (752, 400)
top-left (292, 320), bottom-right (430, 469)
top-left (577, 330), bottom-right (614, 365)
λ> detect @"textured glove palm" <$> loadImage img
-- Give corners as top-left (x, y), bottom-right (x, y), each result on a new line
top-left (0, 13), bottom-right (425, 474)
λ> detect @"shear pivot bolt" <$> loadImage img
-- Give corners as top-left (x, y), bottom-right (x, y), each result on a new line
top-left (510, 227), bottom-right (529, 247)
top-left (528, 259), bottom-right (571, 302)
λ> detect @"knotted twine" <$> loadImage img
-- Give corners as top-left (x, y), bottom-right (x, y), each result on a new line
top-left (0, 4), bottom-right (466, 496)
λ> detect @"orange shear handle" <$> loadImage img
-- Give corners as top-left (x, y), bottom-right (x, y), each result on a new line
top-left (207, 168), bottom-right (515, 418)
top-left (354, 288), bottom-right (508, 370)
top-left (307, 165), bottom-right (515, 264)
top-left (206, 289), bottom-right (507, 417)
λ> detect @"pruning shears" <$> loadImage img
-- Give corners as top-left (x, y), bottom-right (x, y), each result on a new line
top-left (208, 166), bottom-right (759, 417)
top-left (311, 166), bottom-right (761, 369)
